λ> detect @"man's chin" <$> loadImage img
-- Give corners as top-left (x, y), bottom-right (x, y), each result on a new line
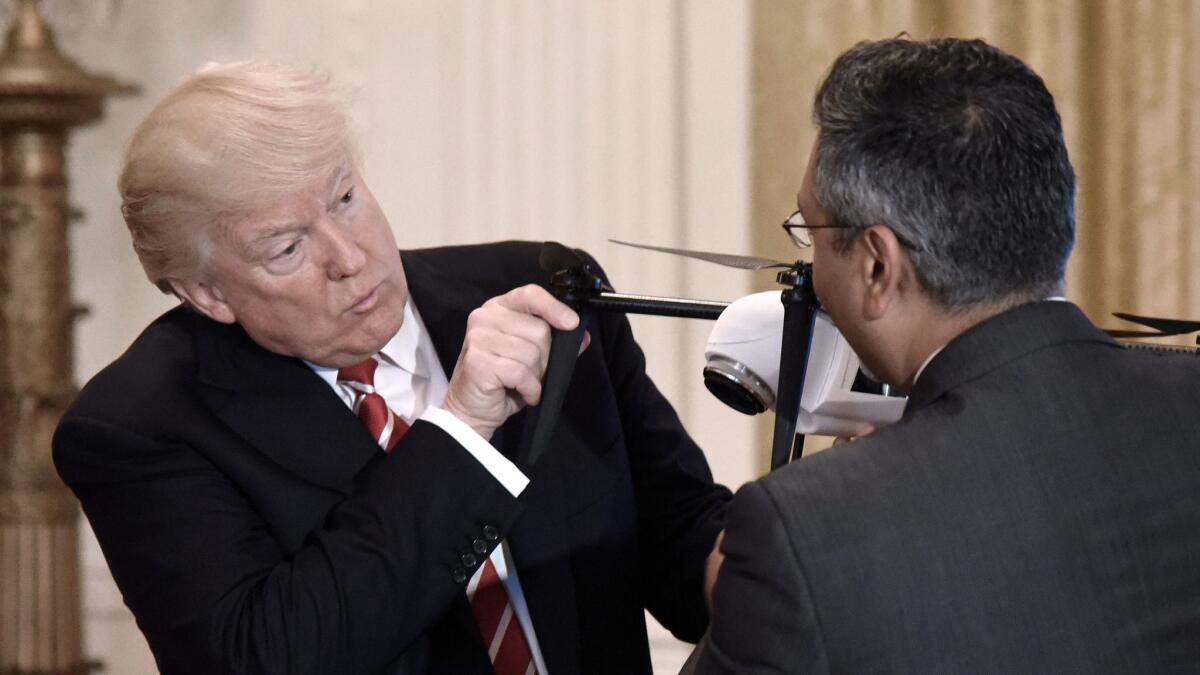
top-left (336, 309), bottom-right (405, 364)
top-left (311, 339), bottom-right (391, 368)
top-left (284, 299), bottom-right (406, 367)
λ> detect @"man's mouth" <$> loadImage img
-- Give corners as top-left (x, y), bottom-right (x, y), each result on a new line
top-left (348, 283), bottom-right (381, 314)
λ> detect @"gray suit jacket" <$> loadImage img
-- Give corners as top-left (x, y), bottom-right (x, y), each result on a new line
top-left (690, 301), bottom-right (1200, 673)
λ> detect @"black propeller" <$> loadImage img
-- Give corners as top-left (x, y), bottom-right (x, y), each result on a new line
top-left (608, 239), bottom-right (794, 270)
top-left (1107, 312), bottom-right (1200, 343)
top-left (1111, 312), bottom-right (1200, 335)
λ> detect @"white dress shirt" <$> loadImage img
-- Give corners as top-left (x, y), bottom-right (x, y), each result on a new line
top-left (307, 300), bottom-right (548, 674)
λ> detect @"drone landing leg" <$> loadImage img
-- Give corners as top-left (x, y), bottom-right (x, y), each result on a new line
top-left (770, 272), bottom-right (819, 470)
top-left (521, 318), bottom-right (588, 467)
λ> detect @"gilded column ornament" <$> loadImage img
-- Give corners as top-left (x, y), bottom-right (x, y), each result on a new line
top-left (0, 1), bottom-right (133, 673)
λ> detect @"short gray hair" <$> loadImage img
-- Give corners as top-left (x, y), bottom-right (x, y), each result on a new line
top-left (119, 62), bottom-right (359, 292)
top-left (812, 37), bottom-right (1076, 309)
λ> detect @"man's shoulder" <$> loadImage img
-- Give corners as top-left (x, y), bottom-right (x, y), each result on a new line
top-left (746, 408), bottom-right (1007, 555)
top-left (402, 240), bottom-right (609, 289)
top-left (1109, 342), bottom-right (1200, 391)
top-left (67, 306), bottom-right (219, 420)
top-left (751, 336), bottom-right (1200, 543)
top-left (403, 240), bottom-right (549, 282)
top-left (754, 428), bottom-right (922, 510)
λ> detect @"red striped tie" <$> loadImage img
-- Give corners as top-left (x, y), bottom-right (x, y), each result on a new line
top-left (337, 357), bottom-right (409, 451)
top-left (342, 357), bottom-right (533, 672)
top-left (470, 556), bottom-right (534, 675)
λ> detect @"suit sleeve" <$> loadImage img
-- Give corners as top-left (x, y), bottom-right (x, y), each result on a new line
top-left (693, 480), bottom-right (829, 674)
top-left (584, 251), bottom-right (733, 642)
top-left (54, 417), bottom-right (521, 674)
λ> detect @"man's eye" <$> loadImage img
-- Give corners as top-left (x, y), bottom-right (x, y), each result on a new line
top-left (340, 188), bottom-right (354, 204)
top-left (273, 242), bottom-right (298, 259)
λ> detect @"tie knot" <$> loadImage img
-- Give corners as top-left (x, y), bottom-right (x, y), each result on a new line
top-left (337, 356), bottom-right (378, 386)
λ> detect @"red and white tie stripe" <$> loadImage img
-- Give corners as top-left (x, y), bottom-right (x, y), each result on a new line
top-left (469, 556), bottom-right (535, 675)
top-left (336, 357), bottom-right (408, 452)
top-left (341, 356), bottom-right (534, 673)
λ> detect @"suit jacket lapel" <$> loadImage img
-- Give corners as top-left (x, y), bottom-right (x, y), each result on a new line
top-left (905, 301), bottom-right (1118, 414)
top-left (401, 249), bottom-right (471, 379)
top-left (190, 313), bottom-right (380, 495)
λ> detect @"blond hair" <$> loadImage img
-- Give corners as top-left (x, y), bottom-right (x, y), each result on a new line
top-left (119, 62), bottom-right (359, 292)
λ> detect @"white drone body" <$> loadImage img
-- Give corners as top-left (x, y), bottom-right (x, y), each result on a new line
top-left (703, 291), bottom-right (906, 437)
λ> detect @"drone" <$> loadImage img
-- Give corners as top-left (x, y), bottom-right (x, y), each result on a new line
top-left (524, 240), bottom-right (1200, 473)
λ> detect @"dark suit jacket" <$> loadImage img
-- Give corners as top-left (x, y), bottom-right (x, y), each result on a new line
top-left (54, 241), bottom-right (730, 674)
top-left (693, 301), bottom-right (1200, 673)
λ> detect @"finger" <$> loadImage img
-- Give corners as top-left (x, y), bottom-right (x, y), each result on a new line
top-left (464, 315), bottom-right (553, 381)
top-left (704, 529), bottom-right (727, 611)
top-left (492, 284), bottom-right (579, 331)
top-left (578, 330), bottom-right (591, 355)
top-left (473, 330), bottom-right (548, 380)
top-left (493, 354), bottom-right (543, 406)
top-left (459, 329), bottom-right (548, 390)
top-left (832, 423), bottom-right (877, 446)
top-left (468, 302), bottom-right (554, 356)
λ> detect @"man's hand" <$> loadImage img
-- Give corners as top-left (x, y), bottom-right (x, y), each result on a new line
top-left (442, 284), bottom-right (586, 439)
top-left (833, 424), bottom-right (876, 446)
top-left (704, 529), bottom-right (725, 612)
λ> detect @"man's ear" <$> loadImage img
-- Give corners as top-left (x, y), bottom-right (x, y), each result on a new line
top-left (168, 277), bottom-right (236, 324)
top-left (856, 225), bottom-right (909, 321)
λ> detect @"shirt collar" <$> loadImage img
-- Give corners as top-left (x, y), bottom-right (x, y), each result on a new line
top-left (377, 300), bottom-right (430, 377)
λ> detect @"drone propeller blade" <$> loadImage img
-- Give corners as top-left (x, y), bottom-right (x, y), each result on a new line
top-left (1104, 329), bottom-right (1178, 339)
top-left (539, 241), bottom-right (586, 272)
top-left (609, 239), bottom-right (793, 270)
top-left (1111, 312), bottom-right (1200, 336)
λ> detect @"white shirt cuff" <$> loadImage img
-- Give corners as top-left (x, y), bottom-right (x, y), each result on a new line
top-left (419, 406), bottom-right (530, 497)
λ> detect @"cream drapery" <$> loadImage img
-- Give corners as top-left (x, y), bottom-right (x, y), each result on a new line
top-left (752, 0), bottom-right (1200, 462)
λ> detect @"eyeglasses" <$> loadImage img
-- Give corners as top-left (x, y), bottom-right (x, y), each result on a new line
top-left (781, 210), bottom-right (854, 248)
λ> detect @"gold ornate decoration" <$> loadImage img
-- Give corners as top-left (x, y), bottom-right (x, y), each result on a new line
top-left (0, 1), bottom-right (134, 673)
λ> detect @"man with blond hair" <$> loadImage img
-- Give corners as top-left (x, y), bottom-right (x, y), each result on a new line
top-left (55, 62), bottom-right (729, 674)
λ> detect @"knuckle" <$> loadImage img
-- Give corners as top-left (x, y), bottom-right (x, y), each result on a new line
top-left (466, 308), bottom-right (486, 329)
top-left (524, 340), bottom-right (542, 365)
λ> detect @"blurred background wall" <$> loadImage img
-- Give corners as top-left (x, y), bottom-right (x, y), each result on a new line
top-left (12, 0), bottom-right (1197, 672)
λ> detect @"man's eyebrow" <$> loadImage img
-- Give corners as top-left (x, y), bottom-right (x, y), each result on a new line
top-left (248, 221), bottom-right (305, 247)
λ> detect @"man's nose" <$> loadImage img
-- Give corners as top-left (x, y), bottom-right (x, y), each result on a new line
top-left (322, 221), bottom-right (367, 280)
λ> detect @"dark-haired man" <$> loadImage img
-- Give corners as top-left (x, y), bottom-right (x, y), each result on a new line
top-left (690, 37), bottom-right (1200, 673)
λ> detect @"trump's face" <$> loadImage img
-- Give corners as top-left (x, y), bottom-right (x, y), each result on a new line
top-left (182, 166), bottom-right (408, 368)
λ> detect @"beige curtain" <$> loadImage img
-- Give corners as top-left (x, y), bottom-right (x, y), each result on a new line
top-left (752, 0), bottom-right (1200, 462)
top-left (753, 0), bottom-right (1200, 332)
